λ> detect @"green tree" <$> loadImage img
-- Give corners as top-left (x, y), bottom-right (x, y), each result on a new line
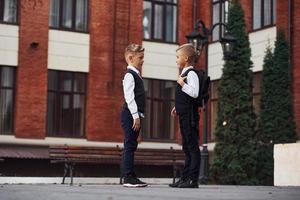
top-left (257, 30), bottom-right (297, 185)
top-left (210, 0), bottom-right (258, 185)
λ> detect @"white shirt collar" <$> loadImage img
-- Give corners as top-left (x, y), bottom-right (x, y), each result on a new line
top-left (127, 65), bottom-right (140, 74)
top-left (181, 66), bottom-right (194, 75)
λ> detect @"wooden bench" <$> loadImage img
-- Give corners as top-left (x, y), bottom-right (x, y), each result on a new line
top-left (49, 145), bottom-right (185, 185)
top-left (120, 147), bottom-right (185, 184)
top-left (49, 145), bottom-right (122, 185)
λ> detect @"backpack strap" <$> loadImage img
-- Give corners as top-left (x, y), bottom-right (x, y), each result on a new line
top-left (181, 68), bottom-right (196, 77)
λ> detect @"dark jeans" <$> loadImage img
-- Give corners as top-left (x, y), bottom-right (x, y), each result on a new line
top-left (179, 110), bottom-right (201, 181)
top-left (120, 107), bottom-right (140, 177)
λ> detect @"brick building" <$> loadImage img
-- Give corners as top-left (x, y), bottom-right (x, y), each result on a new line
top-left (0, 0), bottom-right (299, 176)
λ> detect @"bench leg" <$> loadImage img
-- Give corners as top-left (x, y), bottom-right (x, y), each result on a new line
top-left (70, 164), bottom-right (74, 186)
top-left (62, 163), bottom-right (69, 184)
top-left (119, 161), bottom-right (123, 185)
top-left (173, 165), bottom-right (177, 184)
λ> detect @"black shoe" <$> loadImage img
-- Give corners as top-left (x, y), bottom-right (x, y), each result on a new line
top-left (123, 175), bottom-right (148, 188)
top-left (177, 179), bottom-right (199, 188)
top-left (168, 178), bottom-right (186, 188)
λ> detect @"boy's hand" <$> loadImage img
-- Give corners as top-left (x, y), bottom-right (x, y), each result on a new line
top-left (171, 107), bottom-right (177, 117)
top-left (132, 118), bottom-right (141, 131)
top-left (177, 76), bottom-right (187, 87)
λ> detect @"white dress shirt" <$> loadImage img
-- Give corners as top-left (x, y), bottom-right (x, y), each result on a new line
top-left (181, 66), bottom-right (199, 98)
top-left (122, 65), bottom-right (141, 119)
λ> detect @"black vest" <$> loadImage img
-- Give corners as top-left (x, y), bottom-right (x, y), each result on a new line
top-left (123, 69), bottom-right (146, 114)
top-left (175, 70), bottom-right (198, 114)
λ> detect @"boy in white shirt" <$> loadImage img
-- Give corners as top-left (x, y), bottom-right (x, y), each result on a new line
top-left (121, 44), bottom-right (147, 188)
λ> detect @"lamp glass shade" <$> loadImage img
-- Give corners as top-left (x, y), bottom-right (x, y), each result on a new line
top-left (221, 34), bottom-right (236, 59)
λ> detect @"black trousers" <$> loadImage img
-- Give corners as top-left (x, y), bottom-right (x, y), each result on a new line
top-left (178, 110), bottom-right (201, 181)
top-left (120, 107), bottom-right (139, 177)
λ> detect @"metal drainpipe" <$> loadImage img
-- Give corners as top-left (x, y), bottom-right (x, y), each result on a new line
top-left (193, 0), bottom-right (198, 25)
top-left (288, 0), bottom-right (291, 46)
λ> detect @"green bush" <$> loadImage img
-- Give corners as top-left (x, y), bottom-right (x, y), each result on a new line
top-left (257, 30), bottom-right (297, 185)
top-left (211, 0), bottom-right (258, 185)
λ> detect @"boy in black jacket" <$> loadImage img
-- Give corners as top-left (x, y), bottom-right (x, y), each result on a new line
top-left (170, 43), bottom-right (200, 188)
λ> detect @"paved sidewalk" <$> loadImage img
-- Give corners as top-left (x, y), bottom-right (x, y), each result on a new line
top-left (1, 184), bottom-right (300, 200)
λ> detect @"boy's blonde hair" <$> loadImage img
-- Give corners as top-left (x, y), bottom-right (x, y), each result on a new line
top-left (124, 44), bottom-right (144, 57)
top-left (176, 43), bottom-right (197, 64)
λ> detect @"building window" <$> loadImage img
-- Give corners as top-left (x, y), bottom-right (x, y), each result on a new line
top-left (253, 0), bottom-right (276, 30)
top-left (47, 70), bottom-right (87, 138)
top-left (0, 66), bottom-right (15, 135)
top-left (142, 79), bottom-right (176, 141)
top-left (49, 0), bottom-right (88, 32)
top-left (212, 0), bottom-right (229, 41)
top-left (143, 0), bottom-right (177, 43)
top-left (253, 72), bottom-right (261, 116)
top-left (0, 0), bottom-right (18, 24)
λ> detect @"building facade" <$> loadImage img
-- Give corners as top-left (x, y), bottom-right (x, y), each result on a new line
top-left (0, 0), bottom-right (299, 175)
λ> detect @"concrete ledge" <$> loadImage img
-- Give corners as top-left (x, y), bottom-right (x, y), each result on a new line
top-left (274, 143), bottom-right (300, 186)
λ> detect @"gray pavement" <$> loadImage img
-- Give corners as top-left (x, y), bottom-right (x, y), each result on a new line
top-left (0, 184), bottom-right (300, 200)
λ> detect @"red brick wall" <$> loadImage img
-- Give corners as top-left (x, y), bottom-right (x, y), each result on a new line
top-left (240, 0), bottom-right (252, 32)
top-left (178, 0), bottom-right (194, 45)
top-left (86, 0), bottom-right (118, 141)
top-left (86, 0), bottom-right (143, 142)
top-left (15, 0), bottom-right (49, 139)
top-left (292, 1), bottom-right (300, 139)
top-left (276, 0), bottom-right (289, 35)
top-left (197, 0), bottom-right (211, 70)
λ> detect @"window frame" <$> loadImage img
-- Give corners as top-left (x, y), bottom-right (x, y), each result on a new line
top-left (0, 66), bottom-right (16, 135)
top-left (143, 0), bottom-right (178, 44)
top-left (252, 72), bottom-right (262, 116)
top-left (0, 0), bottom-right (19, 25)
top-left (49, 0), bottom-right (89, 33)
top-left (141, 78), bottom-right (177, 142)
top-left (252, 0), bottom-right (276, 31)
top-left (46, 70), bottom-right (87, 138)
top-left (211, 0), bottom-right (229, 42)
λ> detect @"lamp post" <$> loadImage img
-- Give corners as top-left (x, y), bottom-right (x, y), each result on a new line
top-left (186, 19), bottom-right (236, 184)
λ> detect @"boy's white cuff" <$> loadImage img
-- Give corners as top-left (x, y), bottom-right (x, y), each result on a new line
top-left (182, 83), bottom-right (188, 91)
top-left (132, 113), bottom-right (139, 119)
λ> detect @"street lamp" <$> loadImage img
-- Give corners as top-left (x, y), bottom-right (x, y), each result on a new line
top-left (220, 34), bottom-right (236, 60)
top-left (186, 19), bottom-right (236, 184)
